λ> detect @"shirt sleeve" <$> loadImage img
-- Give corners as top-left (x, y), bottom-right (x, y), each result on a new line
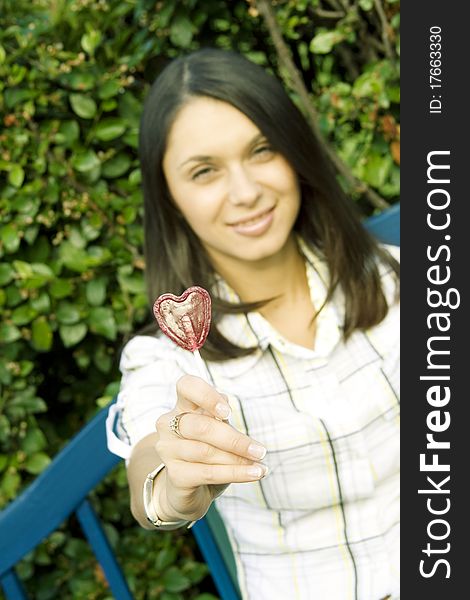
top-left (106, 334), bottom-right (186, 460)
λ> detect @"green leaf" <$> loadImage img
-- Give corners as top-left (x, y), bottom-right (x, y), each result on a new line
top-left (0, 264), bottom-right (14, 286)
top-left (31, 317), bottom-right (53, 352)
top-left (30, 292), bottom-right (51, 313)
top-left (162, 567), bottom-right (192, 593)
top-left (71, 149), bottom-right (100, 173)
top-left (0, 44), bottom-right (6, 64)
top-left (184, 561), bottom-right (209, 584)
top-left (0, 455), bottom-right (8, 472)
top-left (1, 223), bottom-right (21, 253)
top-left (156, 547), bottom-right (178, 571)
top-left (81, 216), bottom-right (102, 241)
top-left (4, 88), bottom-right (35, 108)
top-left (128, 168), bottom-right (141, 186)
top-left (353, 72), bottom-right (383, 98)
top-left (19, 361), bottom-right (34, 376)
top-left (54, 120), bottom-right (80, 146)
top-left (363, 154), bottom-right (393, 188)
top-left (98, 80), bottom-right (121, 99)
top-left (170, 15), bottom-right (194, 47)
top-left (63, 71), bottom-right (96, 91)
top-left (64, 538), bottom-right (90, 560)
top-left (102, 153), bottom-right (131, 178)
top-left (49, 279), bottom-right (74, 299)
top-left (86, 277), bottom-right (107, 306)
top-left (88, 307), bottom-right (117, 340)
top-left (59, 323), bottom-right (88, 347)
top-left (359, 0), bottom-right (374, 9)
top-left (118, 269), bottom-right (145, 294)
top-left (22, 428), bottom-right (48, 453)
top-left (0, 323), bottom-right (22, 343)
top-left (101, 99), bottom-right (118, 113)
top-left (69, 226), bottom-right (87, 249)
top-left (160, 593), bottom-right (184, 600)
top-left (0, 417), bottom-right (10, 445)
top-left (13, 261), bottom-right (54, 289)
top-left (58, 243), bottom-right (90, 273)
top-left (24, 452), bottom-right (51, 475)
top-left (24, 225), bottom-right (40, 245)
top-left (8, 392), bottom-right (47, 414)
top-left (310, 30), bottom-right (345, 54)
top-left (123, 128), bottom-right (139, 149)
top-left (69, 93), bottom-right (97, 119)
top-left (1, 469), bottom-right (21, 501)
top-left (12, 304), bottom-right (38, 326)
top-left (118, 93), bottom-right (142, 126)
top-left (94, 118), bottom-right (127, 141)
top-left (8, 164), bottom-right (25, 188)
top-left (13, 260), bottom-right (33, 279)
top-left (81, 30), bottom-right (102, 56)
top-left (5, 286), bottom-right (22, 308)
top-left (56, 302), bottom-right (81, 324)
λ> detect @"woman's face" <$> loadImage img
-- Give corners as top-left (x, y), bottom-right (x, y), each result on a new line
top-left (162, 96), bottom-right (301, 271)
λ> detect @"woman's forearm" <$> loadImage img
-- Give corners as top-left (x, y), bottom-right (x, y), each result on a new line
top-left (126, 433), bottom-right (182, 530)
top-left (126, 433), bottom-right (211, 530)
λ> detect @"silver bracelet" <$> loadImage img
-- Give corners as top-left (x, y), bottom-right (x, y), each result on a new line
top-left (143, 463), bottom-right (196, 530)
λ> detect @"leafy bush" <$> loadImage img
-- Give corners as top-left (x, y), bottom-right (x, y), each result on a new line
top-left (0, 0), bottom-right (399, 597)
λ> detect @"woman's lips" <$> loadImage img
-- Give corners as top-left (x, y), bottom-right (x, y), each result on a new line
top-left (229, 207), bottom-right (275, 237)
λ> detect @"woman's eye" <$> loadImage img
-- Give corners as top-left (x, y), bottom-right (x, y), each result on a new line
top-left (253, 145), bottom-right (273, 158)
top-left (191, 167), bottom-right (214, 181)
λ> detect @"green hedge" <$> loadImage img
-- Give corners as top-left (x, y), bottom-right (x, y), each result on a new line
top-left (0, 1), bottom-right (399, 597)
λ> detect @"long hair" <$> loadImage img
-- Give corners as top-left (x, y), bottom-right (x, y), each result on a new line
top-left (139, 48), bottom-right (399, 361)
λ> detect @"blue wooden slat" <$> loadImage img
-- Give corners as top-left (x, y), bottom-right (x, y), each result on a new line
top-left (76, 499), bottom-right (133, 600)
top-left (365, 203), bottom-right (400, 245)
top-left (0, 407), bottom-right (120, 576)
top-left (0, 569), bottom-right (28, 600)
top-left (192, 518), bottom-right (241, 600)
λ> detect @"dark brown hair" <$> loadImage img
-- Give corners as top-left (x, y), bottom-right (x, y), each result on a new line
top-left (139, 48), bottom-right (399, 361)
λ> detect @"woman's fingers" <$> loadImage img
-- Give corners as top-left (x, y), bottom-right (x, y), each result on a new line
top-left (175, 375), bottom-right (231, 420)
top-left (158, 411), bottom-right (266, 462)
top-left (158, 438), bottom-right (256, 467)
top-left (166, 460), bottom-right (269, 489)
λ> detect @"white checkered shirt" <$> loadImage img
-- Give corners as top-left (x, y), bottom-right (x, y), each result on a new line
top-left (106, 242), bottom-right (400, 600)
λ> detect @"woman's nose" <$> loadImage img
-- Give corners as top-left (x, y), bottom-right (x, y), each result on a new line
top-left (227, 165), bottom-right (261, 205)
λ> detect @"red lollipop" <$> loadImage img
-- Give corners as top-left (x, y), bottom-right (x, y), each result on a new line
top-left (153, 286), bottom-right (211, 379)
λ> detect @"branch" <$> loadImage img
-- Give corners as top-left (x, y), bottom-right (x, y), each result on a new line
top-left (373, 0), bottom-right (394, 60)
top-left (313, 8), bottom-right (345, 19)
top-left (254, 0), bottom-right (389, 210)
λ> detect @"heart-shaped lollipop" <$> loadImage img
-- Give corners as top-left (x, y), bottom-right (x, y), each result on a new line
top-left (153, 286), bottom-right (211, 352)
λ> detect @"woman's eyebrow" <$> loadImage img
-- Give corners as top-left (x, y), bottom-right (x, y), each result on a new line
top-left (177, 133), bottom-right (266, 170)
top-left (178, 154), bottom-right (212, 170)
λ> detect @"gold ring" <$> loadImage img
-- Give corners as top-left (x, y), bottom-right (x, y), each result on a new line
top-left (169, 411), bottom-right (193, 439)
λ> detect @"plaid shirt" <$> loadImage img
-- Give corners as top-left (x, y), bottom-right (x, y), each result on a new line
top-left (107, 242), bottom-right (400, 600)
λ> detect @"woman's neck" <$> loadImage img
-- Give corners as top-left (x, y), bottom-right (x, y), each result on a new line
top-left (212, 236), bottom-right (317, 349)
top-left (213, 236), bottom-right (309, 306)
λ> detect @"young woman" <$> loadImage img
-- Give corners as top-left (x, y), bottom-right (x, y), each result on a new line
top-left (107, 48), bottom-right (400, 600)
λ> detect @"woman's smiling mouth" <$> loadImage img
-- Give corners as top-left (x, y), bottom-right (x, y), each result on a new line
top-left (228, 207), bottom-right (275, 236)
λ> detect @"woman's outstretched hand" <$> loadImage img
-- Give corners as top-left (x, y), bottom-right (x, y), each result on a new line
top-left (154, 374), bottom-right (268, 522)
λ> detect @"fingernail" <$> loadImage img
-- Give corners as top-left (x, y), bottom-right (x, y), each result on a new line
top-left (215, 402), bottom-right (231, 419)
top-left (248, 443), bottom-right (266, 460)
top-left (247, 464), bottom-right (269, 479)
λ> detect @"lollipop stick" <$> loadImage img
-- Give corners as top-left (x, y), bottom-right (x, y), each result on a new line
top-left (180, 315), bottom-right (210, 382)
top-left (193, 348), bottom-right (209, 382)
